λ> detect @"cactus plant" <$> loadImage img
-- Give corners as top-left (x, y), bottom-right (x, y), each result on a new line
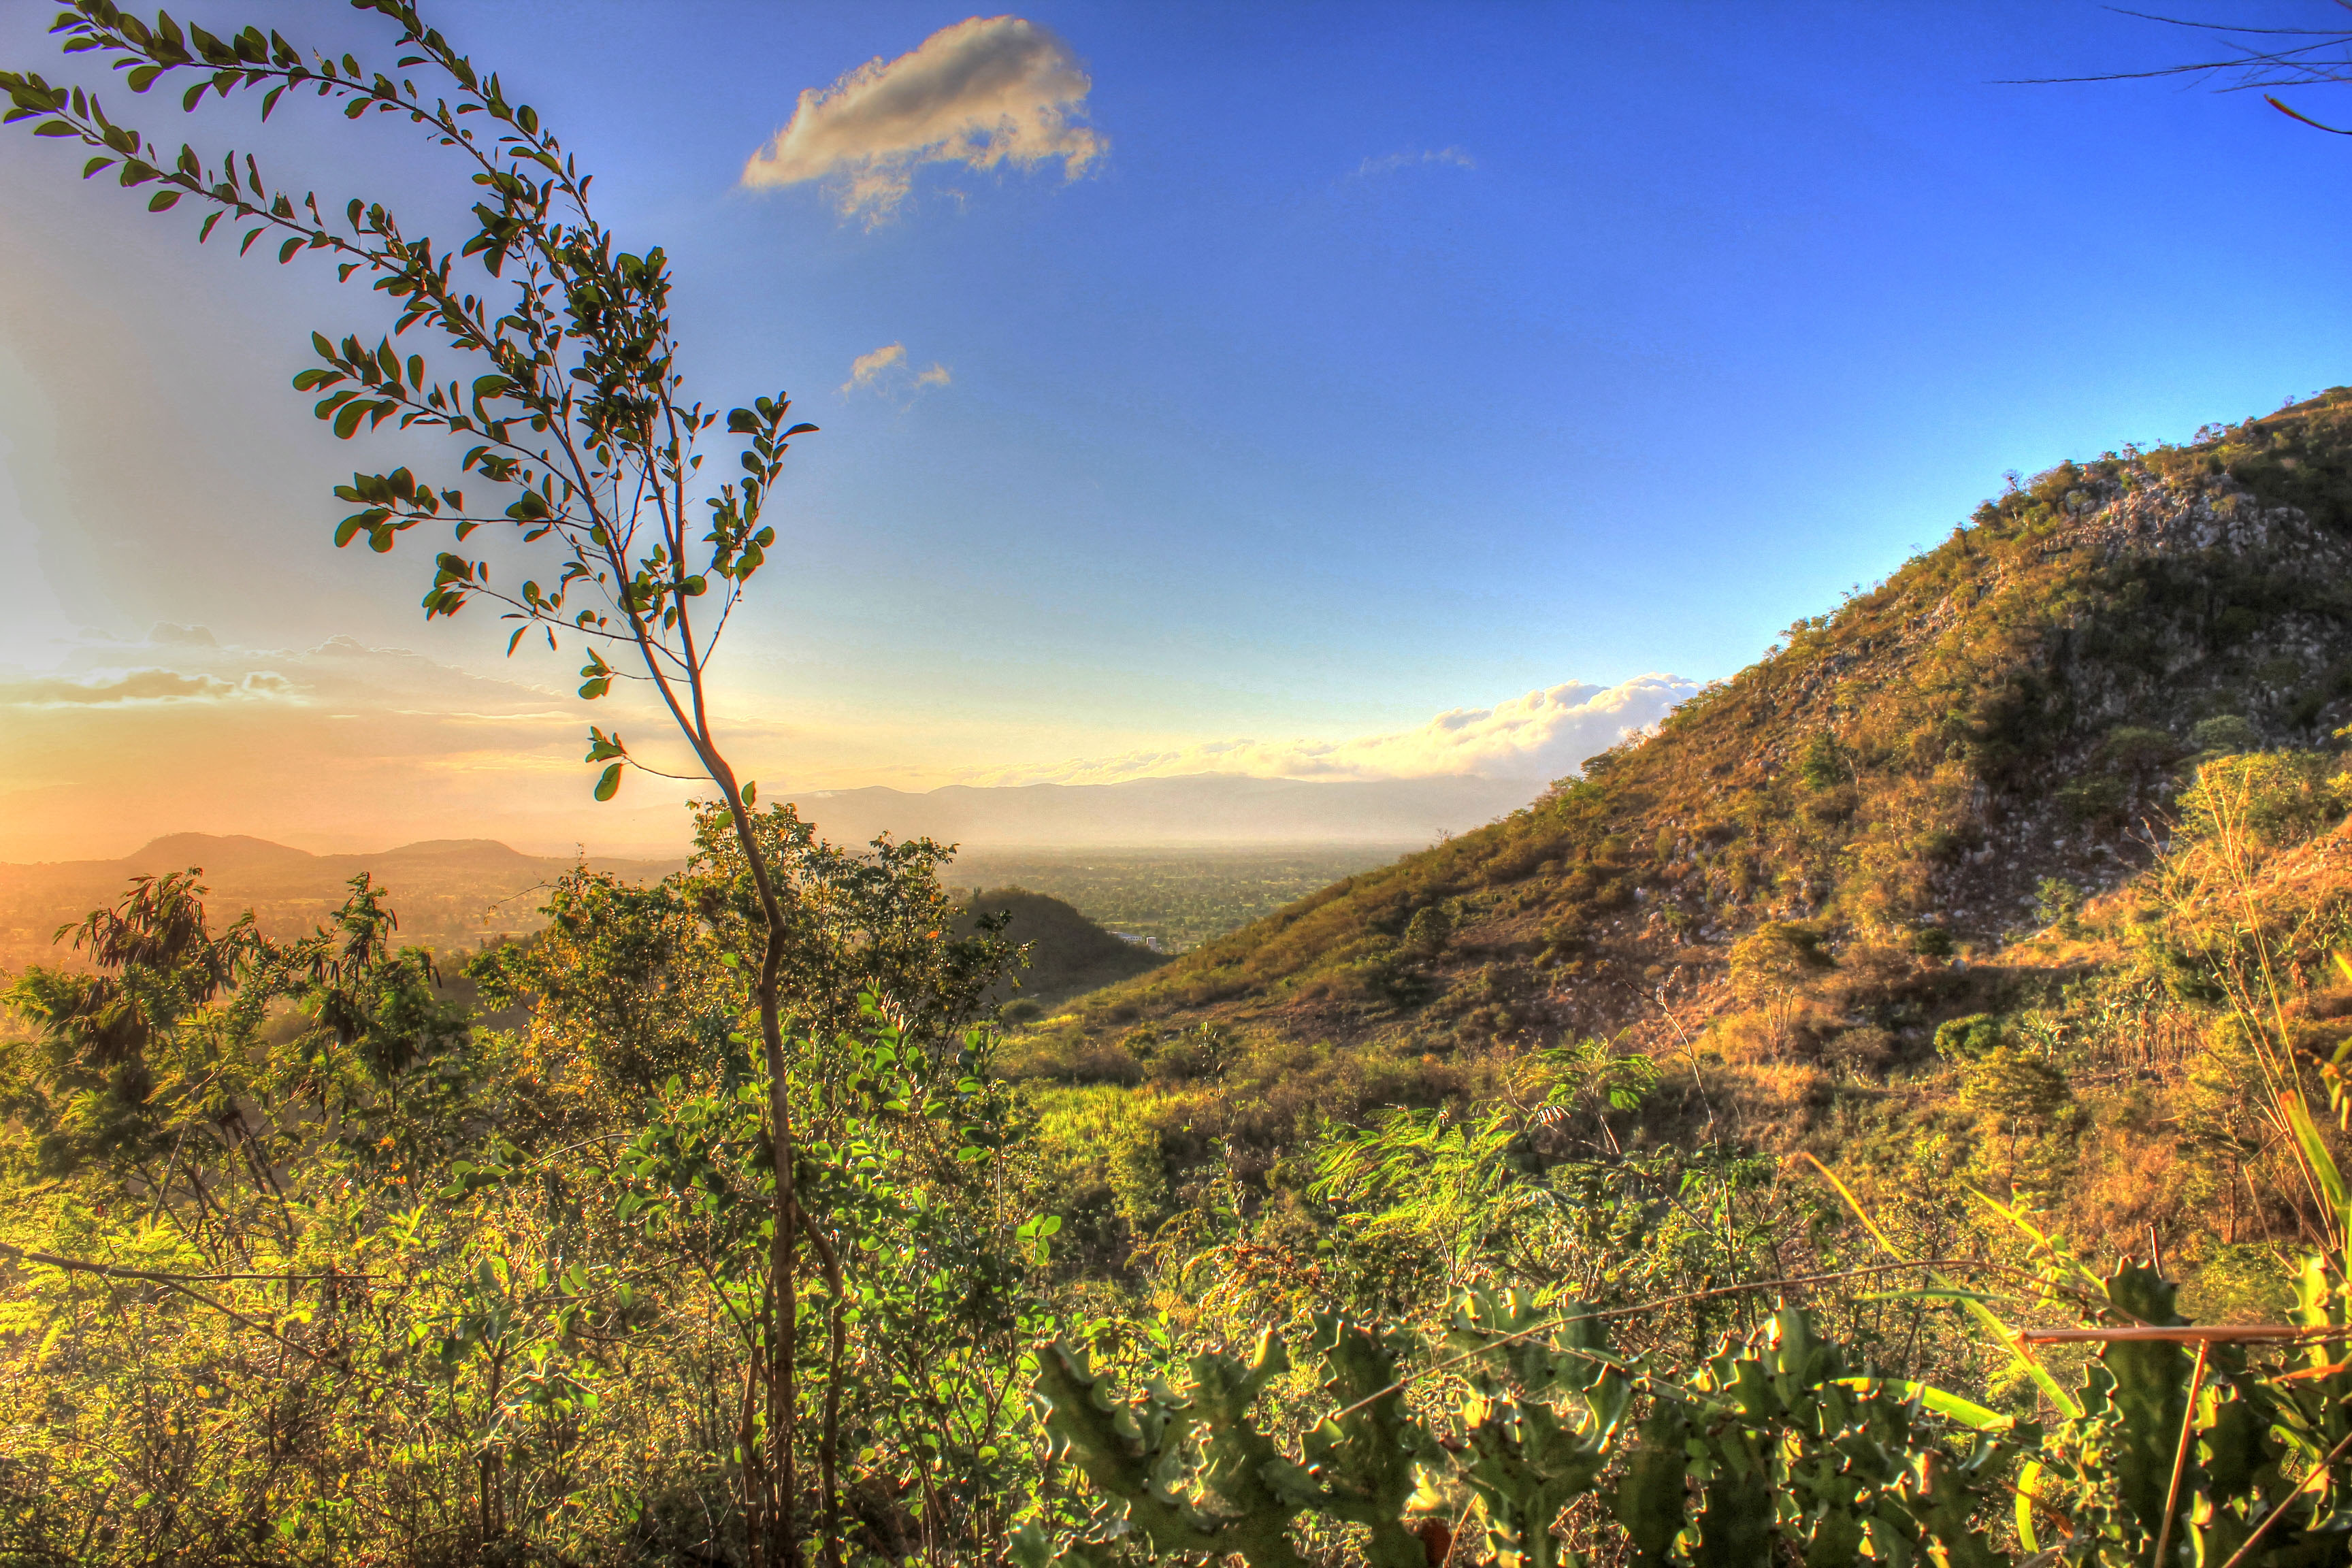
top-left (1024, 1292), bottom-right (2021, 1567)
top-left (1443, 1290), bottom-right (1629, 1568)
top-left (1021, 1271), bottom-right (2352, 1567)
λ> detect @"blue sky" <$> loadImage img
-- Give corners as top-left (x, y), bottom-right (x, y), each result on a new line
top-left (4, 1), bottom-right (2351, 856)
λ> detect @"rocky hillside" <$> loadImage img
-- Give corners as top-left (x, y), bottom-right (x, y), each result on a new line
top-left (1013, 390), bottom-right (2352, 1067)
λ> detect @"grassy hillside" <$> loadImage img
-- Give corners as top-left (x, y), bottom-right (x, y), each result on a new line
top-left (1025, 392), bottom-right (2352, 1050)
top-left (1002, 392), bottom-right (2352, 1306)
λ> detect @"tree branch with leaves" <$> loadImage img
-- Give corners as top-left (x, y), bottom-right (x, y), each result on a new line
top-left (3, 1), bottom-right (818, 1556)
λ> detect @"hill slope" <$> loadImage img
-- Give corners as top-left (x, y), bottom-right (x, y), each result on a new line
top-left (1019, 389), bottom-right (2352, 1062)
top-left (953, 887), bottom-right (1169, 1011)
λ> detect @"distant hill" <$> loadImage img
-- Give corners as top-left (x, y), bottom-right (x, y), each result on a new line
top-left (779, 772), bottom-right (1541, 849)
top-left (0, 834), bottom-right (680, 973)
top-left (953, 887), bottom-right (1168, 1011)
top-left (1019, 387), bottom-right (2352, 1060)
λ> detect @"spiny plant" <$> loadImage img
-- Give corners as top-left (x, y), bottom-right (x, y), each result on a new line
top-left (1022, 1269), bottom-right (2352, 1567)
top-left (1, 2), bottom-right (817, 1557)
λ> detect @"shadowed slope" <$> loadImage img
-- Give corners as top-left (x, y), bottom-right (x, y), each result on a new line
top-left (954, 887), bottom-right (1168, 1011)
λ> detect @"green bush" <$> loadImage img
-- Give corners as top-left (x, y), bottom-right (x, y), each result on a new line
top-left (2178, 749), bottom-right (2347, 850)
top-left (1933, 1012), bottom-right (2005, 1060)
top-left (2190, 714), bottom-right (2261, 755)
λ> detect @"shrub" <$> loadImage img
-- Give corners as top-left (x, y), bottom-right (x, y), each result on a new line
top-left (2178, 749), bottom-right (2347, 850)
top-left (1910, 926), bottom-right (1955, 958)
top-left (1933, 1012), bottom-right (2005, 1060)
top-left (2189, 714), bottom-right (2261, 755)
top-left (1728, 921), bottom-right (1835, 996)
top-left (2057, 772), bottom-right (2126, 826)
top-left (2103, 725), bottom-right (2181, 773)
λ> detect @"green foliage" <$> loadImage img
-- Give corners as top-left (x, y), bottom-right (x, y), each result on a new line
top-left (0, 3), bottom-right (851, 1555)
top-left (2033, 876), bottom-right (2082, 936)
top-left (1728, 920), bottom-right (1835, 995)
top-left (0, 843), bottom-right (1056, 1566)
top-left (2191, 715), bottom-right (2261, 755)
top-left (1910, 925), bottom-right (1957, 959)
top-left (1799, 731), bottom-right (1847, 791)
top-left (1026, 1252), bottom-right (2352, 1567)
top-left (2019, 1259), bottom-right (2352, 1565)
top-left (2177, 748), bottom-right (2349, 851)
top-left (1960, 1047), bottom-right (2072, 1127)
top-left (1401, 904), bottom-right (1453, 960)
top-left (1027, 1316), bottom-right (1427, 1568)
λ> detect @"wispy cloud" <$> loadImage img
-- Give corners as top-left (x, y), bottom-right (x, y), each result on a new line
top-left (0, 668), bottom-right (294, 706)
top-left (842, 342), bottom-right (953, 399)
top-left (1356, 146), bottom-right (1476, 178)
top-left (742, 16), bottom-right (1106, 227)
top-left (843, 343), bottom-right (907, 394)
top-left (960, 675), bottom-right (1697, 787)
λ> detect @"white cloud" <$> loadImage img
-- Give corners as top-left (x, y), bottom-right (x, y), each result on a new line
top-left (962, 674), bottom-right (1698, 787)
top-left (742, 16), bottom-right (1106, 226)
top-left (843, 343), bottom-right (907, 394)
top-left (842, 342), bottom-right (953, 399)
top-left (1356, 146), bottom-right (1476, 178)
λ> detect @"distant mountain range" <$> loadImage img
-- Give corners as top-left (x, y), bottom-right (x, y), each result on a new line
top-left (0, 834), bottom-right (679, 973)
top-left (0, 769), bottom-right (1541, 973)
top-left (779, 772), bottom-right (1539, 849)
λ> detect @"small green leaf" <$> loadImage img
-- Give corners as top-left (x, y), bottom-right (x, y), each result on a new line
top-left (593, 763), bottom-right (622, 802)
